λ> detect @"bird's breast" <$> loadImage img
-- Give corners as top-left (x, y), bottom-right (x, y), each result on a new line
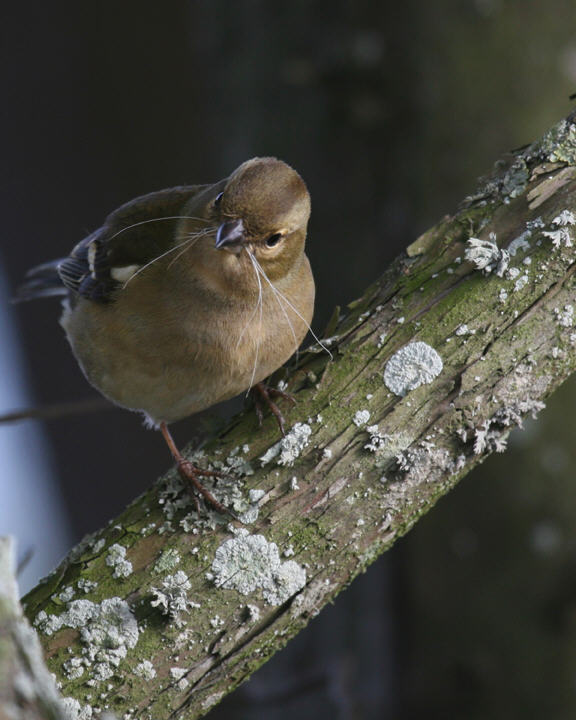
top-left (61, 260), bottom-right (314, 424)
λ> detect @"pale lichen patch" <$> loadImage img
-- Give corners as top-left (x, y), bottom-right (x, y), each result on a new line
top-left (552, 209), bottom-right (576, 226)
top-left (134, 659), bottom-right (156, 680)
top-left (384, 342), bottom-right (443, 396)
top-left (37, 598), bottom-right (139, 686)
top-left (62, 697), bottom-right (94, 720)
top-left (260, 422), bottom-right (312, 467)
top-left (209, 529), bottom-right (306, 606)
top-left (77, 579), bottom-right (98, 594)
top-left (105, 544), bottom-right (133, 579)
top-left (353, 410), bottom-right (371, 427)
top-left (150, 571), bottom-right (194, 626)
top-left (542, 227), bottom-right (573, 249)
top-left (364, 425), bottom-right (388, 453)
top-left (554, 304), bottom-right (574, 328)
top-left (465, 235), bottom-right (510, 276)
top-left (514, 274), bottom-right (530, 292)
top-left (153, 548), bottom-right (181, 573)
top-left (58, 586), bottom-right (75, 603)
top-left (507, 229), bottom-right (532, 256)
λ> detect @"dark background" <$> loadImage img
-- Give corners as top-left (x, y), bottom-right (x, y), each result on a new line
top-left (3, 1), bottom-right (576, 718)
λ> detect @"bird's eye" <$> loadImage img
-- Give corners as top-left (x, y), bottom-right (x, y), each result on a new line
top-left (214, 191), bottom-right (224, 207)
top-left (265, 233), bottom-right (283, 248)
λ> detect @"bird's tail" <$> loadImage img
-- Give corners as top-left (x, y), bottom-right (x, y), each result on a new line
top-left (13, 259), bottom-right (67, 302)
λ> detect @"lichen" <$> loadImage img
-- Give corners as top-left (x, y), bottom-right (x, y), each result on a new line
top-left (150, 571), bottom-right (195, 625)
top-left (542, 227), bottom-right (573, 249)
top-left (260, 422), bottom-right (312, 467)
top-left (77, 579), bottom-right (98, 594)
top-left (552, 209), bottom-right (576, 226)
top-left (36, 598), bottom-right (139, 686)
top-left (353, 410), bottom-right (371, 427)
top-left (543, 119), bottom-right (576, 164)
top-left (554, 304), bottom-right (574, 328)
top-left (507, 229), bottom-right (532, 256)
top-left (153, 548), bottom-right (181, 573)
top-left (134, 659), bottom-right (157, 680)
top-left (209, 529), bottom-right (306, 606)
top-left (105, 544), bottom-right (133, 579)
top-left (62, 697), bottom-right (94, 720)
top-left (464, 235), bottom-right (510, 276)
top-left (384, 341), bottom-right (443, 396)
top-left (364, 425), bottom-right (388, 453)
top-left (514, 274), bottom-right (530, 292)
top-left (455, 324), bottom-right (474, 337)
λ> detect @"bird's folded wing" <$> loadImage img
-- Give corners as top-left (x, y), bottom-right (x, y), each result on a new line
top-left (18, 185), bottom-right (206, 304)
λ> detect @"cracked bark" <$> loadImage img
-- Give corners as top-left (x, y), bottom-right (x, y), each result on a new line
top-left (19, 113), bottom-right (576, 720)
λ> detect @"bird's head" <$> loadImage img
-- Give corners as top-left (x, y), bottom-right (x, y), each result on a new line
top-left (212, 157), bottom-right (311, 281)
top-left (176, 157), bottom-right (311, 298)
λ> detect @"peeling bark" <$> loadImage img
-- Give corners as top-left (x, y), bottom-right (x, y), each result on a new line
top-left (21, 113), bottom-right (576, 720)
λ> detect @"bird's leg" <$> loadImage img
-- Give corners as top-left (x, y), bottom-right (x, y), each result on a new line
top-left (250, 382), bottom-right (296, 437)
top-left (159, 422), bottom-right (232, 516)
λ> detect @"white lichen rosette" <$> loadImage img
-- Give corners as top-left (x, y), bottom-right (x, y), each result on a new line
top-left (384, 341), bottom-right (443, 396)
top-left (209, 529), bottom-right (306, 606)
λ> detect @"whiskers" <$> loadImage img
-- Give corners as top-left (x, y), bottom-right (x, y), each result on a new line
top-left (108, 214), bottom-right (212, 244)
top-left (245, 252), bottom-right (264, 391)
top-left (241, 249), bottom-right (333, 393)
top-left (119, 218), bottom-right (217, 289)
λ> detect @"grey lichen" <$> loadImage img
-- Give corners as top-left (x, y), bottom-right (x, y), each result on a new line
top-left (542, 119), bottom-right (576, 164)
top-left (77, 578), bottom-right (98, 594)
top-left (105, 543), bottom-right (133, 579)
top-left (364, 425), bottom-right (388, 453)
top-left (150, 571), bottom-right (195, 625)
top-left (554, 304), bottom-right (574, 328)
top-left (464, 235), bottom-right (510, 276)
top-left (542, 227), bottom-right (573, 249)
top-left (153, 548), bottom-right (181, 573)
top-left (58, 586), bottom-right (75, 603)
top-left (353, 409), bottom-right (371, 427)
top-left (260, 422), bottom-right (312, 467)
top-left (507, 229), bottom-right (532, 256)
top-left (62, 697), bottom-right (95, 720)
top-left (501, 157), bottom-right (530, 198)
top-left (36, 598), bottom-right (139, 685)
top-left (134, 659), bottom-right (157, 680)
top-left (209, 529), bottom-right (306, 606)
top-left (384, 341), bottom-right (443, 396)
top-left (542, 211), bottom-right (575, 248)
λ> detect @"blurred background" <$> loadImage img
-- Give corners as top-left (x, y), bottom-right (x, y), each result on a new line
top-left (3, 1), bottom-right (576, 717)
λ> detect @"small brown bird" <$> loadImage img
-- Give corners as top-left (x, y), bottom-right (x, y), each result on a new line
top-left (18, 157), bottom-right (315, 513)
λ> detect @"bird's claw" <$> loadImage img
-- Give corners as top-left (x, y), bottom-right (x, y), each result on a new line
top-left (250, 382), bottom-right (296, 437)
top-left (177, 461), bottom-right (235, 518)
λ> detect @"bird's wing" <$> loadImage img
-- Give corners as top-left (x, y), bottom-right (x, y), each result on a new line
top-left (17, 185), bottom-right (206, 304)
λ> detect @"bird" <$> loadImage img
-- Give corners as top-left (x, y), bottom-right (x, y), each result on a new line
top-left (16, 157), bottom-right (315, 514)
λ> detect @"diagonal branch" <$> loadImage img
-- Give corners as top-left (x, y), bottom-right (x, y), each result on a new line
top-left (21, 113), bottom-right (576, 720)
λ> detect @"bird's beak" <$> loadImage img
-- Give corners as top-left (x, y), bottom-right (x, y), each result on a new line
top-left (215, 218), bottom-right (245, 252)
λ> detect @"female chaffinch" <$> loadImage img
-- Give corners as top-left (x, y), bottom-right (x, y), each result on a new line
top-left (18, 158), bottom-right (315, 513)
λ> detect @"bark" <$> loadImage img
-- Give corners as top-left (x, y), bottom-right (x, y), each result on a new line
top-left (0, 537), bottom-right (68, 720)
top-left (21, 113), bottom-right (576, 720)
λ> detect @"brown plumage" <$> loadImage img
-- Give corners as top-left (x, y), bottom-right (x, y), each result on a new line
top-left (19, 157), bottom-right (315, 514)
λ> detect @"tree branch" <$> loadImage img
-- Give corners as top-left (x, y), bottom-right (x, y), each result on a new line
top-left (22, 113), bottom-right (576, 719)
top-left (0, 537), bottom-right (68, 720)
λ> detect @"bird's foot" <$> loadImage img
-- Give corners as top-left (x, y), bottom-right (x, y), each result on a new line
top-left (176, 460), bottom-right (235, 517)
top-left (160, 421), bottom-right (236, 518)
top-left (250, 382), bottom-right (296, 437)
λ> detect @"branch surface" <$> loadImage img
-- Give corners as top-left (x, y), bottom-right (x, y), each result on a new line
top-left (23, 114), bottom-right (576, 720)
top-left (0, 537), bottom-right (68, 720)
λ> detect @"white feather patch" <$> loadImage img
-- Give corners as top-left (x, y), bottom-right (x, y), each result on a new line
top-left (111, 264), bottom-right (141, 283)
top-left (87, 243), bottom-right (97, 276)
